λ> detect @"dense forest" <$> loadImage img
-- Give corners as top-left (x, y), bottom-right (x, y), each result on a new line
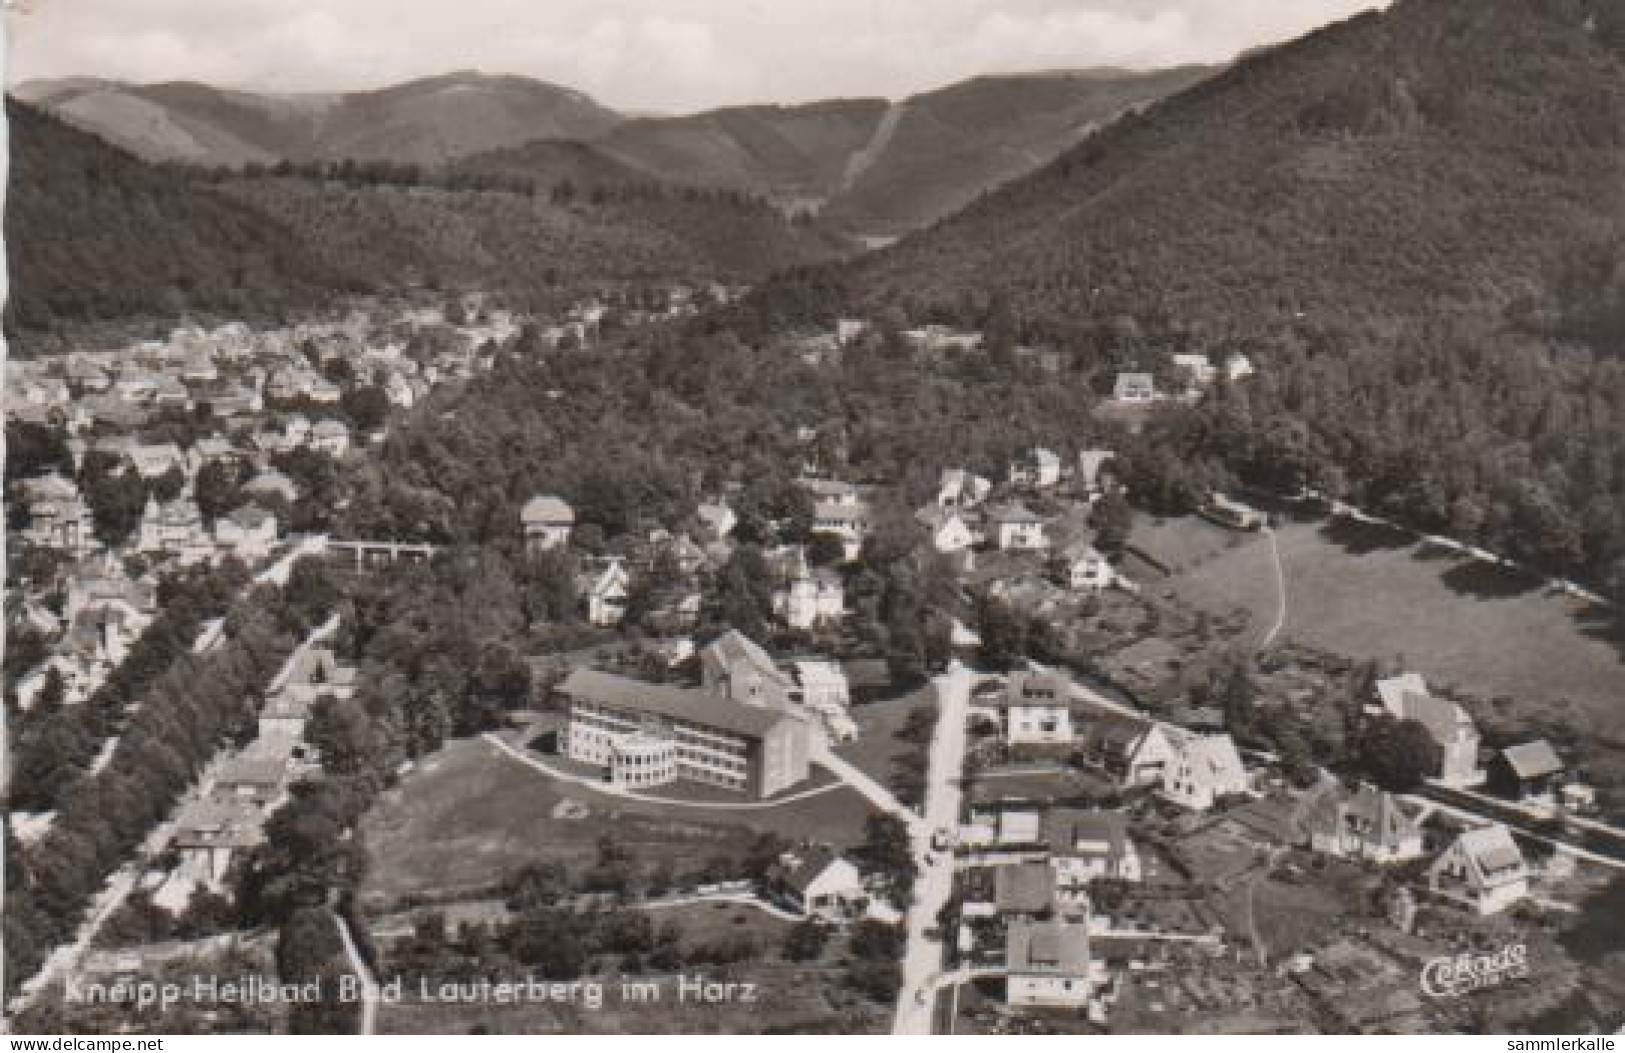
top-left (3, 99), bottom-right (853, 355)
top-left (725, 0), bottom-right (1625, 597)
top-left (4, 101), bottom-right (351, 349)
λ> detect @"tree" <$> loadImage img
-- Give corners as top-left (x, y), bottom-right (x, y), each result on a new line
top-left (195, 459), bottom-right (249, 522)
top-left (1091, 487), bottom-right (1135, 556)
top-left (1357, 716), bottom-right (1442, 792)
top-left (339, 386), bottom-right (390, 433)
top-left (783, 918), bottom-right (830, 962)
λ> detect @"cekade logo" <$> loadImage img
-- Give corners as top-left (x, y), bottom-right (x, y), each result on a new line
top-left (1420, 943), bottom-right (1530, 998)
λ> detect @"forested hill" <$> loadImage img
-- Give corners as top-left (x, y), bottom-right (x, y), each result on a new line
top-left (845, 0), bottom-right (1625, 349)
top-left (4, 100), bottom-right (353, 349)
top-left (4, 99), bottom-right (855, 353)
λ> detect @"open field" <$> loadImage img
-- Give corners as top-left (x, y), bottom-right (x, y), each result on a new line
top-left (838, 684), bottom-right (936, 802)
top-left (360, 737), bottom-right (873, 906)
top-left (1131, 515), bottom-right (1625, 738)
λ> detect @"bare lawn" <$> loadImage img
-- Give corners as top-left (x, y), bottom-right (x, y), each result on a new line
top-left (1133, 515), bottom-right (1625, 737)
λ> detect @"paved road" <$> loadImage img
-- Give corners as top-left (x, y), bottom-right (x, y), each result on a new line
top-left (334, 911), bottom-right (380, 1036)
top-left (893, 663), bottom-right (973, 1035)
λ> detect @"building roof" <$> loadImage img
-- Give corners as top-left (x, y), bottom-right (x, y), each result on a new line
top-left (995, 862), bottom-right (1056, 914)
top-left (986, 502), bottom-right (1043, 525)
top-left (777, 845), bottom-right (851, 896)
top-left (558, 667), bottom-right (788, 739)
top-left (1043, 809), bottom-right (1131, 860)
top-left (1456, 824), bottom-right (1525, 878)
top-left (521, 494), bottom-right (575, 524)
top-left (1499, 740), bottom-right (1564, 780)
top-left (1006, 917), bottom-right (1090, 973)
top-left (702, 629), bottom-right (786, 682)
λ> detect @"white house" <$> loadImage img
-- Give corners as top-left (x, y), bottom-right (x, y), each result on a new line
top-left (916, 506), bottom-right (976, 554)
top-left (582, 559), bottom-right (630, 626)
top-left (244, 468), bottom-right (299, 505)
top-left (1375, 673), bottom-right (1482, 787)
top-left (789, 660), bottom-right (856, 741)
top-left (1160, 730), bottom-right (1249, 811)
top-left (1055, 541), bottom-right (1113, 590)
top-left (1045, 809), bottom-right (1143, 887)
top-left (998, 672), bottom-right (1074, 745)
top-left (696, 500), bottom-right (737, 541)
top-left (310, 419), bottom-right (350, 457)
top-left (137, 495), bottom-right (212, 563)
top-left (1005, 917), bottom-right (1100, 1010)
top-left (1426, 824), bottom-right (1529, 915)
top-left (214, 505), bottom-right (279, 560)
top-left (775, 847), bottom-right (866, 921)
top-left (1305, 783), bottom-right (1424, 864)
top-left (937, 468), bottom-right (992, 510)
top-left (987, 503), bottom-right (1048, 551)
top-left (1009, 447), bottom-right (1062, 489)
top-left (1076, 450), bottom-right (1116, 496)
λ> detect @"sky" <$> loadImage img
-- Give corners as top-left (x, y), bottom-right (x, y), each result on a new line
top-left (7, 0), bottom-right (1386, 114)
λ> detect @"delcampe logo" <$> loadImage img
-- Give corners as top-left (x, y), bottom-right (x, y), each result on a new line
top-left (1420, 943), bottom-right (1530, 998)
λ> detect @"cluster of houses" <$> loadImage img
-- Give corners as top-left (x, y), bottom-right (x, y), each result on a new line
top-left (1110, 350), bottom-right (1256, 405)
top-left (157, 641), bottom-right (357, 910)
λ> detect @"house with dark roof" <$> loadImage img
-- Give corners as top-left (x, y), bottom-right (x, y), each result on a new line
top-left (1005, 917), bottom-right (1099, 1010)
top-left (1304, 783), bottom-right (1424, 863)
top-left (771, 846), bottom-right (866, 920)
top-left (1487, 740), bottom-right (1566, 802)
top-left (1374, 673), bottom-right (1482, 787)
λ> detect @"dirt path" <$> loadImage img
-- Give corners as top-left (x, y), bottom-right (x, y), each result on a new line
top-left (1259, 526), bottom-right (1288, 649)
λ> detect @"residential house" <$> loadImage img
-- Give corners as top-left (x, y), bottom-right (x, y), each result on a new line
top-left (171, 799), bottom-right (263, 886)
top-left (789, 660), bottom-right (856, 741)
top-left (987, 503), bottom-right (1048, 551)
top-left (1076, 450), bottom-right (1116, 497)
top-left (1201, 493), bottom-right (1267, 531)
top-left (244, 468), bottom-right (299, 506)
top-left (1045, 809), bottom-right (1143, 889)
top-left (1171, 353), bottom-right (1217, 391)
top-left (774, 568), bottom-right (845, 630)
top-left (215, 505), bottom-right (279, 560)
top-left (1304, 783), bottom-right (1425, 863)
top-left (1487, 740), bottom-right (1566, 803)
top-left (998, 672), bottom-right (1075, 746)
top-left (1085, 717), bottom-right (1177, 787)
top-left (522, 494), bottom-right (575, 553)
top-left (1112, 372), bottom-right (1157, 403)
top-left (1160, 730), bottom-right (1249, 811)
top-left (310, 419), bottom-right (351, 458)
top-left (1426, 824), bottom-right (1529, 915)
top-left (811, 497), bottom-right (872, 562)
top-left (1374, 673), bottom-right (1482, 787)
top-left (997, 861), bottom-right (1060, 916)
top-left (1055, 541), bottom-right (1114, 591)
top-left (1005, 917), bottom-right (1100, 1010)
top-left (20, 473), bottom-right (98, 555)
top-left (127, 443), bottom-right (187, 480)
top-left (701, 629), bottom-right (796, 714)
top-left (773, 847), bottom-right (866, 920)
top-left (582, 558), bottom-right (631, 627)
top-left (937, 468), bottom-right (992, 510)
top-left (916, 506), bottom-right (977, 555)
top-left (1009, 447), bottom-right (1062, 489)
top-left (137, 495), bottom-right (212, 563)
top-left (696, 500), bottom-right (737, 541)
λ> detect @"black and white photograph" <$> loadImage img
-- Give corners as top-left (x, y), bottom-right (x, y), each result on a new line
top-left (3, 0), bottom-right (1625, 1039)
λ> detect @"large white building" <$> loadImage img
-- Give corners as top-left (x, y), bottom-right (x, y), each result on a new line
top-left (559, 668), bottom-right (811, 798)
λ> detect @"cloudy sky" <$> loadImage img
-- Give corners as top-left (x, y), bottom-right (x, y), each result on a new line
top-left (8, 0), bottom-right (1384, 113)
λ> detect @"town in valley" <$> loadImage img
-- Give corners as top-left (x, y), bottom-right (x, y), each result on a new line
top-left (5, 0), bottom-right (1625, 1038)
